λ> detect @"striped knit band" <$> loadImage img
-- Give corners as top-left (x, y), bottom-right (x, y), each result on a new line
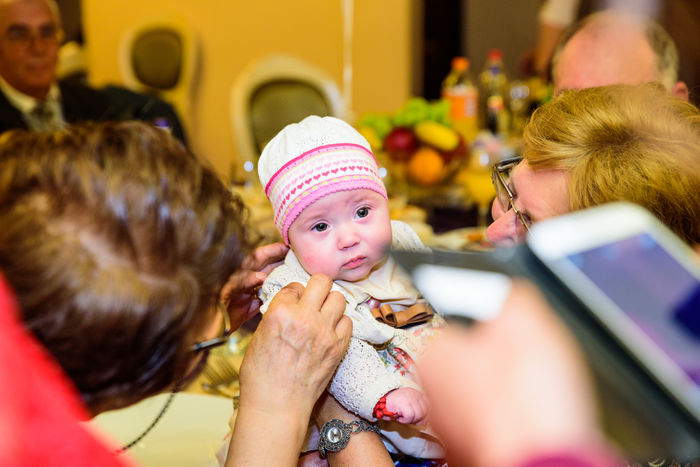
top-left (264, 143), bottom-right (387, 244)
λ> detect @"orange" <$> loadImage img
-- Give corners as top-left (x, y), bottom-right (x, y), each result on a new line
top-left (407, 146), bottom-right (445, 185)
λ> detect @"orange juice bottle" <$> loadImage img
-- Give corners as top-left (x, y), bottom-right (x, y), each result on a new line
top-left (441, 56), bottom-right (479, 143)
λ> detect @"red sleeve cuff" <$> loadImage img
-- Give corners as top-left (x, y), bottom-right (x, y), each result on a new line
top-left (373, 394), bottom-right (396, 419)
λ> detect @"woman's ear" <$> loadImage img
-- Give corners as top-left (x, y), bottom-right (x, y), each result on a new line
top-left (671, 81), bottom-right (689, 101)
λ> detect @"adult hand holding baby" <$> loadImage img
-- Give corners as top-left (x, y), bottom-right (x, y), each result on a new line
top-left (228, 274), bottom-right (352, 466)
top-left (219, 242), bottom-right (289, 331)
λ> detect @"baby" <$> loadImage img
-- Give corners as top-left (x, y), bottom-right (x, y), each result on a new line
top-left (257, 115), bottom-right (445, 459)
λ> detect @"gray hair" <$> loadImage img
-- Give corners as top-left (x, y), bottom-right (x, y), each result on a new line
top-left (0, 0), bottom-right (63, 30)
top-left (551, 10), bottom-right (679, 90)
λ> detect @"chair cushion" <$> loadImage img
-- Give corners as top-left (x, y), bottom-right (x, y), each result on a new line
top-left (250, 80), bottom-right (331, 153)
top-left (130, 28), bottom-right (183, 90)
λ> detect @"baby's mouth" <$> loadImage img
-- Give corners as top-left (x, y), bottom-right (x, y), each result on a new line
top-left (343, 256), bottom-right (366, 268)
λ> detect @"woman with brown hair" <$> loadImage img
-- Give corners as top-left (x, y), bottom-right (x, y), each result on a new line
top-left (0, 121), bottom-right (352, 465)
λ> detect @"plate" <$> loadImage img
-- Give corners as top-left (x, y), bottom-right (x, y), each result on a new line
top-left (88, 393), bottom-right (233, 467)
top-left (426, 226), bottom-right (490, 251)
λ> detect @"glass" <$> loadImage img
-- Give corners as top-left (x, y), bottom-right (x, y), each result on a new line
top-left (491, 156), bottom-right (531, 233)
top-left (191, 302), bottom-right (233, 353)
top-left (4, 24), bottom-right (61, 46)
top-left (463, 146), bottom-right (496, 227)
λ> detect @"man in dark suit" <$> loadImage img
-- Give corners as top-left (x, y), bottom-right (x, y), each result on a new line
top-left (0, 0), bottom-right (186, 143)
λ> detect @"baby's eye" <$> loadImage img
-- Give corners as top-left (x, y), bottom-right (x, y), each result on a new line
top-left (312, 222), bottom-right (328, 232)
top-left (356, 207), bottom-right (370, 218)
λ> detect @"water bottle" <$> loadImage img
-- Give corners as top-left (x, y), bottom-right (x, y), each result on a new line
top-left (508, 80), bottom-right (530, 137)
top-left (441, 56), bottom-right (479, 143)
top-left (479, 49), bottom-right (510, 137)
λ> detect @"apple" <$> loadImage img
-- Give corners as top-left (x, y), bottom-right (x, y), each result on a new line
top-left (384, 126), bottom-right (418, 162)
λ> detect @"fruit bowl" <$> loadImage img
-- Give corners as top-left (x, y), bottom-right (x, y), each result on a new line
top-left (378, 150), bottom-right (470, 207)
top-left (358, 98), bottom-right (472, 206)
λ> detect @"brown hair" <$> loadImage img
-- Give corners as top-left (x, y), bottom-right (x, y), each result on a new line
top-left (523, 83), bottom-right (700, 244)
top-left (0, 121), bottom-right (254, 413)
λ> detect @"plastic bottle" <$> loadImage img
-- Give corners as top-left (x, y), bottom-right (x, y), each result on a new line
top-left (478, 49), bottom-right (510, 137)
top-left (441, 56), bottom-right (479, 143)
top-left (508, 80), bottom-right (530, 137)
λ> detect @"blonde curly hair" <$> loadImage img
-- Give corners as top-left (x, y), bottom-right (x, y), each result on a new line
top-left (523, 83), bottom-right (700, 244)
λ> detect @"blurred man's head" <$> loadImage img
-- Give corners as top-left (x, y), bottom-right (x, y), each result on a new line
top-left (0, 0), bottom-right (62, 99)
top-left (551, 10), bottom-right (688, 100)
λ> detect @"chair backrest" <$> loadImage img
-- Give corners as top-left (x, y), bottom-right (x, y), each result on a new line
top-left (230, 54), bottom-right (344, 180)
top-left (118, 17), bottom-right (199, 130)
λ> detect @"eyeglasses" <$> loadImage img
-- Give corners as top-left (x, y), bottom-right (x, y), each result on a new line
top-left (191, 301), bottom-right (233, 353)
top-left (4, 24), bottom-right (62, 46)
top-left (491, 156), bottom-right (531, 233)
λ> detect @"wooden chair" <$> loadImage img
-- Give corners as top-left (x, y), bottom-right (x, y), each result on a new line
top-left (118, 16), bottom-right (199, 132)
top-left (230, 54), bottom-right (344, 182)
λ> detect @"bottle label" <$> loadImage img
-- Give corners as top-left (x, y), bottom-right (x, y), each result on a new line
top-left (443, 87), bottom-right (478, 119)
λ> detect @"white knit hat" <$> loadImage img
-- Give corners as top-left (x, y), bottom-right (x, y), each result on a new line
top-left (258, 115), bottom-right (387, 244)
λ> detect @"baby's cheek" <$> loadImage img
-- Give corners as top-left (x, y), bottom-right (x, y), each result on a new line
top-left (297, 251), bottom-right (337, 278)
top-left (289, 231), bottom-right (338, 277)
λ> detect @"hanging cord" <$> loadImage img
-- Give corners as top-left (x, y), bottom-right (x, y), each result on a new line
top-left (341, 0), bottom-right (354, 121)
top-left (114, 389), bottom-right (179, 455)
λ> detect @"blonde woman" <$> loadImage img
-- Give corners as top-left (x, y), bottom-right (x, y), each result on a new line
top-left (487, 83), bottom-right (700, 246)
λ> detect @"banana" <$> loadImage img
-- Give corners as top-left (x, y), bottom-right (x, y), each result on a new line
top-left (358, 125), bottom-right (383, 152)
top-left (414, 121), bottom-right (459, 152)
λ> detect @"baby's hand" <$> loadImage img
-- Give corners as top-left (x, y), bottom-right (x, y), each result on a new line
top-left (381, 388), bottom-right (428, 425)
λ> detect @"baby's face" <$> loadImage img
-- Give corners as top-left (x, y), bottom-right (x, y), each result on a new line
top-left (288, 189), bottom-right (392, 282)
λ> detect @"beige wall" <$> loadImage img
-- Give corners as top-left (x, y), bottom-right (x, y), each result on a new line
top-left (82, 0), bottom-right (414, 178)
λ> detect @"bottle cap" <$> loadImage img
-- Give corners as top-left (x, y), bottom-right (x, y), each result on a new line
top-left (487, 49), bottom-right (503, 61)
top-left (451, 56), bottom-right (469, 71)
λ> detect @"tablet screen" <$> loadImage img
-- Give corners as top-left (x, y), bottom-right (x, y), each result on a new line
top-left (566, 233), bottom-right (700, 387)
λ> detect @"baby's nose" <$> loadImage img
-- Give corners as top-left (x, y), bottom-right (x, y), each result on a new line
top-left (337, 225), bottom-right (360, 249)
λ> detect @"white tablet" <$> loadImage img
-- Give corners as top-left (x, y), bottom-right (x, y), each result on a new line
top-left (527, 202), bottom-right (700, 423)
